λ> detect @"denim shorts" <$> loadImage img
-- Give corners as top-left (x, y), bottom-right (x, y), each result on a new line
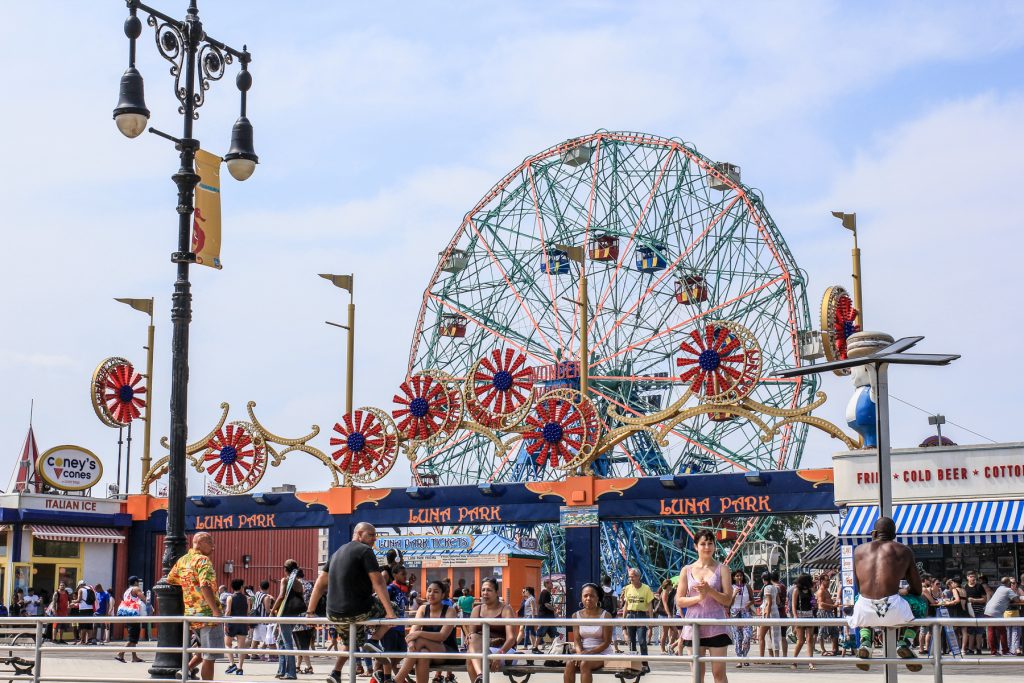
top-left (197, 624), bottom-right (225, 662)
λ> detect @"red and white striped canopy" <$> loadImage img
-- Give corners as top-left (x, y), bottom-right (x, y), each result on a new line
top-left (30, 525), bottom-right (124, 544)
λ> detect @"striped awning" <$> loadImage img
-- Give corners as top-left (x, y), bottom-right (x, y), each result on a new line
top-left (798, 533), bottom-right (840, 568)
top-left (840, 500), bottom-right (1024, 545)
top-left (30, 525), bottom-right (124, 544)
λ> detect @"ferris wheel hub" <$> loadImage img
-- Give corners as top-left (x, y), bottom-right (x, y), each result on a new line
top-left (542, 422), bottom-right (564, 444)
top-left (346, 432), bottom-right (366, 452)
top-left (409, 397), bottom-right (430, 418)
top-left (492, 370), bottom-right (514, 392)
top-left (219, 445), bottom-right (237, 465)
top-left (698, 348), bottom-right (721, 372)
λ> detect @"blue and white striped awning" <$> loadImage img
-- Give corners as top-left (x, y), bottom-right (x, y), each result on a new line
top-left (840, 500), bottom-right (1024, 545)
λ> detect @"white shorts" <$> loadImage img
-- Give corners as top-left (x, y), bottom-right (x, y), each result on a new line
top-left (847, 594), bottom-right (914, 628)
top-left (251, 624), bottom-right (275, 645)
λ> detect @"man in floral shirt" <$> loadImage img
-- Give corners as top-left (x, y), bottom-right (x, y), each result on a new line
top-left (168, 532), bottom-right (223, 680)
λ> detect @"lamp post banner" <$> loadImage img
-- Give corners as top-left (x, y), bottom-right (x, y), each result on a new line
top-left (192, 148), bottom-right (223, 269)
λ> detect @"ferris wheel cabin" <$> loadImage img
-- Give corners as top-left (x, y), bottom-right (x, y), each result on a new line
top-left (674, 274), bottom-right (708, 305)
top-left (589, 234), bottom-right (619, 261)
top-left (439, 248), bottom-right (469, 274)
top-left (560, 144), bottom-right (594, 167)
top-left (709, 162), bottom-right (741, 191)
top-left (540, 247), bottom-right (571, 275)
top-left (635, 243), bottom-right (668, 273)
top-left (439, 313), bottom-right (468, 338)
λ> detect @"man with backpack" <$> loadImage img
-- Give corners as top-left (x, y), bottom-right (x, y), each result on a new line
top-left (249, 580), bottom-right (275, 660)
top-left (75, 581), bottom-right (96, 645)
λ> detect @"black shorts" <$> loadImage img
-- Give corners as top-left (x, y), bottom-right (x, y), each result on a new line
top-left (226, 623), bottom-right (249, 638)
top-left (293, 629), bottom-right (314, 650)
top-left (126, 623), bottom-right (141, 644)
top-left (381, 630), bottom-right (407, 654)
top-left (684, 633), bottom-right (732, 649)
top-left (76, 610), bottom-right (94, 628)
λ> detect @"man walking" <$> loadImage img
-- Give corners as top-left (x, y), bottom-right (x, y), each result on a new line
top-left (622, 568), bottom-right (654, 672)
top-left (848, 517), bottom-right (925, 671)
top-left (308, 522), bottom-right (396, 683)
top-left (536, 579), bottom-right (559, 645)
top-left (167, 532), bottom-right (224, 681)
top-left (983, 577), bottom-right (1022, 656)
top-left (75, 581), bottom-right (96, 645)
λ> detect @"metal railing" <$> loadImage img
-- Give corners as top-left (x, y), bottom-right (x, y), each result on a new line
top-left (1, 614), bottom-right (1021, 683)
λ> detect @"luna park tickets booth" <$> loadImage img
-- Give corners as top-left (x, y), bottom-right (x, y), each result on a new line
top-left (127, 467), bottom-right (838, 612)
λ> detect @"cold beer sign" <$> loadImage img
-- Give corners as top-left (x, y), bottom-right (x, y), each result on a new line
top-left (36, 445), bottom-right (103, 491)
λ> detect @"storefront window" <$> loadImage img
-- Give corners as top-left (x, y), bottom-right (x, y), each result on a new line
top-left (32, 538), bottom-right (80, 559)
top-left (0, 530), bottom-right (7, 556)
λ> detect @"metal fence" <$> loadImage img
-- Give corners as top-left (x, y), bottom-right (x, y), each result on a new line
top-left (1, 614), bottom-right (1021, 683)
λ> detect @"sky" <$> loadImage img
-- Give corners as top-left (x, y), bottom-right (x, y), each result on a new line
top-left (1, 1), bottom-right (1022, 497)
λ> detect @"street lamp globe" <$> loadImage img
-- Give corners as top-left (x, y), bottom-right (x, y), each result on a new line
top-left (113, 66), bottom-right (150, 139)
top-left (224, 115), bottom-right (258, 181)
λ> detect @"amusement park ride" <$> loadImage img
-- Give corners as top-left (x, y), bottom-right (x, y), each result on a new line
top-left (97, 130), bottom-right (884, 584)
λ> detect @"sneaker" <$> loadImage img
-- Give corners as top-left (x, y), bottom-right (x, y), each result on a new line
top-left (364, 640), bottom-right (384, 654)
top-left (372, 671), bottom-right (387, 683)
top-left (226, 665), bottom-right (238, 674)
top-left (897, 644), bottom-right (922, 672)
top-left (444, 675), bottom-right (456, 683)
top-left (327, 672), bottom-right (342, 683)
top-left (856, 645), bottom-right (872, 671)
top-left (235, 670), bottom-right (244, 676)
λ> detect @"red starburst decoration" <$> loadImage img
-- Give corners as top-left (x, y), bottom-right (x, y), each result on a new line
top-left (102, 362), bottom-right (147, 425)
top-left (524, 395), bottom-right (589, 468)
top-left (203, 423), bottom-right (265, 491)
top-left (392, 374), bottom-right (452, 441)
top-left (468, 349), bottom-right (533, 426)
top-left (330, 410), bottom-right (396, 476)
top-left (676, 324), bottom-right (747, 399)
top-left (831, 293), bottom-right (859, 360)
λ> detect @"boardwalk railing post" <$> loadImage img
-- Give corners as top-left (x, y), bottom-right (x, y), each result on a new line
top-left (33, 620), bottom-right (43, 683)
top-left (932, 623), bottom-right (943, 683)
top-left (481, 623), bottom-right (491, 683)
top-left (181, 617), bottom-right (191, 677)
top-left (690, 622), bottom-right (701, 683)
top-left (349, 620), bottom-right (359, 683)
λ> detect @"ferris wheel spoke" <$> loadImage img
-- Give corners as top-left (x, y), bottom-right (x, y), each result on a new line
top-left (589, 175), bottom-right (741, 357)
top-left (590, 273), bottom-right (785, 371)
top-left (527, 164), bottom-right (571, 355)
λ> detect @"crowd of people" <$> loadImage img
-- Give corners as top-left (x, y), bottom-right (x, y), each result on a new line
top-left (6, 519), bottom-right (1022, 682)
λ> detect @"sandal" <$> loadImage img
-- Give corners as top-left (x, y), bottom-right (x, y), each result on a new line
top-left (114, 655), bottom-right (126, 663)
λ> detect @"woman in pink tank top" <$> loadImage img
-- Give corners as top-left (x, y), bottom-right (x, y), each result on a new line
top-left (677, 530), bottom-right (735, 683)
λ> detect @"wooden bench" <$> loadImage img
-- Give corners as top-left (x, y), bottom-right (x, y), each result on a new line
top-left (409, 661), bottom-right (645, 683)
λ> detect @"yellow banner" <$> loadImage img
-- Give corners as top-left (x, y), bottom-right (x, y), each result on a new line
top-left (192, 149), bottom-right (223, 269)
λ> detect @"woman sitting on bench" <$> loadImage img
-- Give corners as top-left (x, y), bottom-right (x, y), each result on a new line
top-left (394, 581), bottom-right (459, 683)
top-left (564, 583), bottom-right (613, 683)
top-left (467, 577), bottom-right (517, 683)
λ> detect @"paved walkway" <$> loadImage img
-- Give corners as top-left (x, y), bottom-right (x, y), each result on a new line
top-left (24, 648), bottom-right (1022, 682)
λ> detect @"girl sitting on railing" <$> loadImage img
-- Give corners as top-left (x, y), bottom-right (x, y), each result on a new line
top-left (394, 581), bottom-right (459, 683)
top-left (563, 583), bottom-right (613, 683)
top-left (465, 577), bottom-right (517, 683)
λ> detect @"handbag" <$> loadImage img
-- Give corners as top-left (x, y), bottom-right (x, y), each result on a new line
top-left (117, 594), bottom-right (141, 617)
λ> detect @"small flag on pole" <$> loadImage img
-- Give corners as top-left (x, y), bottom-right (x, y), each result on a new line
top-left (193, 149), bottom-right (224, 269)
top-left (831, 211), bottom-right (857, 231)
top-left (319, 274), bottom-right (353, 293)
top-left (114, 298), bottom-right (154, 317)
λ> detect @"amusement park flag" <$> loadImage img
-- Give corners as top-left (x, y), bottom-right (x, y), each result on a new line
top-left (192, 149), bottom-right (223, 270)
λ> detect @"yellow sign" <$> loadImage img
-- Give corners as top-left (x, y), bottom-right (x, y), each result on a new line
top-left (192, 149), bottom-right (223, 269)
top-left (36, 445), bottom-right (103, 491)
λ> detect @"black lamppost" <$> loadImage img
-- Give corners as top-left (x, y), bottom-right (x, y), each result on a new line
top-left (113, 1), bottom-right (257, 677)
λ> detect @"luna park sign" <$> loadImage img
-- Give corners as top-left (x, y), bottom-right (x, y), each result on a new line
top-left (36, 445), bottom-right (103, 491)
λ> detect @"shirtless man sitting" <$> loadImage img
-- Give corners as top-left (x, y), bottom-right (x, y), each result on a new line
top-left (850, 517), bottom-right (926, 671)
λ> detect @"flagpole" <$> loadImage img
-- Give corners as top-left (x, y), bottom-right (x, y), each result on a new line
top-left (142, 302), bottom-right (155, 492)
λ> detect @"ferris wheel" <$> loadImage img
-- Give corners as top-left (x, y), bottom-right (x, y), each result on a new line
top-left (406, 131), bottom-right (817, 576)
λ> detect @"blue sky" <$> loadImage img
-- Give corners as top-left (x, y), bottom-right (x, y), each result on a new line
top-left (1, 1), bottom-right (1022, 494)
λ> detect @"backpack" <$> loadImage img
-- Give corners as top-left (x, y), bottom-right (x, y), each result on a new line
top-left (84, 588), bottom-right (95, 605)
top-left (249, 591), bottom-right (267, 618)
top-left (600, 589), bottom-right (617, 616)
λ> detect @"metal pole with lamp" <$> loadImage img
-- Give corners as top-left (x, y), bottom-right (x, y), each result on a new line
top-left (115, 297), bottom-right (156, 492)
top-left (319, 274), bottom-right (355, 414)
top-left (776, 335), bottom-right (958, 683)
top-left (112, 1), bottom-right (257, 676)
